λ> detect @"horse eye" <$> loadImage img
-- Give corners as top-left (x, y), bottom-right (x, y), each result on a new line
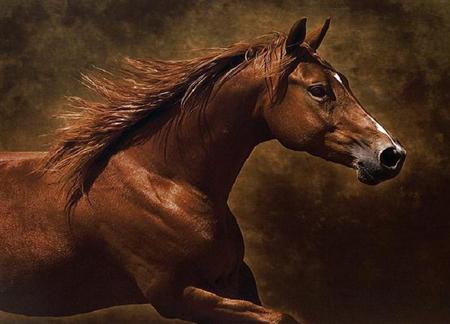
top-left (308, 85), bottom-right (327, 99)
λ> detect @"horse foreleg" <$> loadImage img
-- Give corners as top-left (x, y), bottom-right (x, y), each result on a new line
top-left (153, 286), bottom-right (300, 324)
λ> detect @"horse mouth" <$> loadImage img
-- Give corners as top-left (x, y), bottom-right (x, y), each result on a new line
top-left (356, 160), bottom-right (403, 185)
top-left (356, 165), bottom-right (381, 185)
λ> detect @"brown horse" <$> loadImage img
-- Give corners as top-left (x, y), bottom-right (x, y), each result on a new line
top-left (0, 18), bottom-right (405, 323)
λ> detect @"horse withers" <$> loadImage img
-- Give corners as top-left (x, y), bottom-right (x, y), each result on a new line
top-left (0, 18), bottom-right (405, 323)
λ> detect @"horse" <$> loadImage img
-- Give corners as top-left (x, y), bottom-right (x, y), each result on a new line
top-left (0, 17), bottom-right (406, 323)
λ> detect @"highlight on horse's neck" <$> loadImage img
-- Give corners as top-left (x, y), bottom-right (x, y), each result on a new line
top-left (134, 67), bottom-right (270, 201)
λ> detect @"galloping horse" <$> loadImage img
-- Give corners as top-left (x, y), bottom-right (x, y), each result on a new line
top-left (0, 18), bottom-right (405, 323)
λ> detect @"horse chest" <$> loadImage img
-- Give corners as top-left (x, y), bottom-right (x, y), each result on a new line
top-left (196, 209), bottom-right (245, 289)
top-left (145, 201), bottom-right (244, 286)
top-left (155, 206), bottom-right (244, 279)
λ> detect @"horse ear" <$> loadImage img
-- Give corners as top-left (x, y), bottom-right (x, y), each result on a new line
top-left (285, 17), bottom-right (307, 56)
top-left (306, 17), bottom-right (331, 50)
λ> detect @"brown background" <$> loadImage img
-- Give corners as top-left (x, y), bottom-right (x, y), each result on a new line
top-left (0, 0), bottom-right (449, 323)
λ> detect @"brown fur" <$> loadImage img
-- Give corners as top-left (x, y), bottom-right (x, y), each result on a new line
top-left (41, 33), bottom-right (296, 213)
top-left (1, 18), bottom-right (405, 323)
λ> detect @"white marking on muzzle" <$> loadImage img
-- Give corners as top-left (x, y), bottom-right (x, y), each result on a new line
top-left (332, 70), bottom-right (402, 152)
top-left (366, 114), bottom-right (402, 150)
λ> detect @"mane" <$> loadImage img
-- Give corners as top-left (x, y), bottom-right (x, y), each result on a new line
top-left (40, 32), bottom-right (296, 214)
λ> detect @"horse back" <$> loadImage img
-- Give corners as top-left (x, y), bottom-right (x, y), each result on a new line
top-left (0, 151), bottom-right (75, 287)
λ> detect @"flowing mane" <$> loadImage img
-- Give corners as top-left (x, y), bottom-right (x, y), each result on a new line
top-left (41, 32), bottom-right (296, 213)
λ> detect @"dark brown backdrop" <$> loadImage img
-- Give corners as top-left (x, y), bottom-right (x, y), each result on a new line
top-left (0, 1), bottom-right (449, 323)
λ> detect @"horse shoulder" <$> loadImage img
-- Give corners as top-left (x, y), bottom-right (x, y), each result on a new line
top-left (84, 162), bottom-right (220, 259)
top-left (84, 165), bottom-right (240, 292)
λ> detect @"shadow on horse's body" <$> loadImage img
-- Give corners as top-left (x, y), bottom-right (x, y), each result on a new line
top-left (0, 18), bottom-right (405, 323)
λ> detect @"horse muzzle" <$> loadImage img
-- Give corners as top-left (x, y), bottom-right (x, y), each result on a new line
top-left (356, 145), bottom-right (406, 185)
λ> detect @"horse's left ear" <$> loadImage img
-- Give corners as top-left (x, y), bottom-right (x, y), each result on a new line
top-left (285, 17), bottom-right (307, 56)
top-left (306, 17), bottom-right (331, 50)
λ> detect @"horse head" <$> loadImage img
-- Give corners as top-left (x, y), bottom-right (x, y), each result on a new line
top-left (263, 18), bottom-right (406, 185)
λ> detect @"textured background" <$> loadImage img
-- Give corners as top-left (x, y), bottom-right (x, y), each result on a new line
top-left (0, 0), bottom-right (449, 323)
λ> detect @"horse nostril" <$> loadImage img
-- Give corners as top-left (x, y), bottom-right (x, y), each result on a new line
top-left (380, 147), bottom-right (402, 169)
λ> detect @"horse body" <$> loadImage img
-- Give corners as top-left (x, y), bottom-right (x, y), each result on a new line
top-left (0, 85), bottom-right (257, 315)
top-left (0, 18), bottom-right (406, 323)
top-left (0, 152), bottom-right (148, 315)
top-left (0, 152), bottom-right (70, 286)
top-left (0, 146), bottom-right (254, 317)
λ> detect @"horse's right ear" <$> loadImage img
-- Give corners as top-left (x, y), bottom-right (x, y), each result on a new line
top-left (285, 18), bottom-right (307, 56)
top-left (306, 17), bottom-right (331, 50)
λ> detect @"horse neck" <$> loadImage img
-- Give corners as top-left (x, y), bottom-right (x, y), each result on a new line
top-left (127, 69), bottom-right (271, 203)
